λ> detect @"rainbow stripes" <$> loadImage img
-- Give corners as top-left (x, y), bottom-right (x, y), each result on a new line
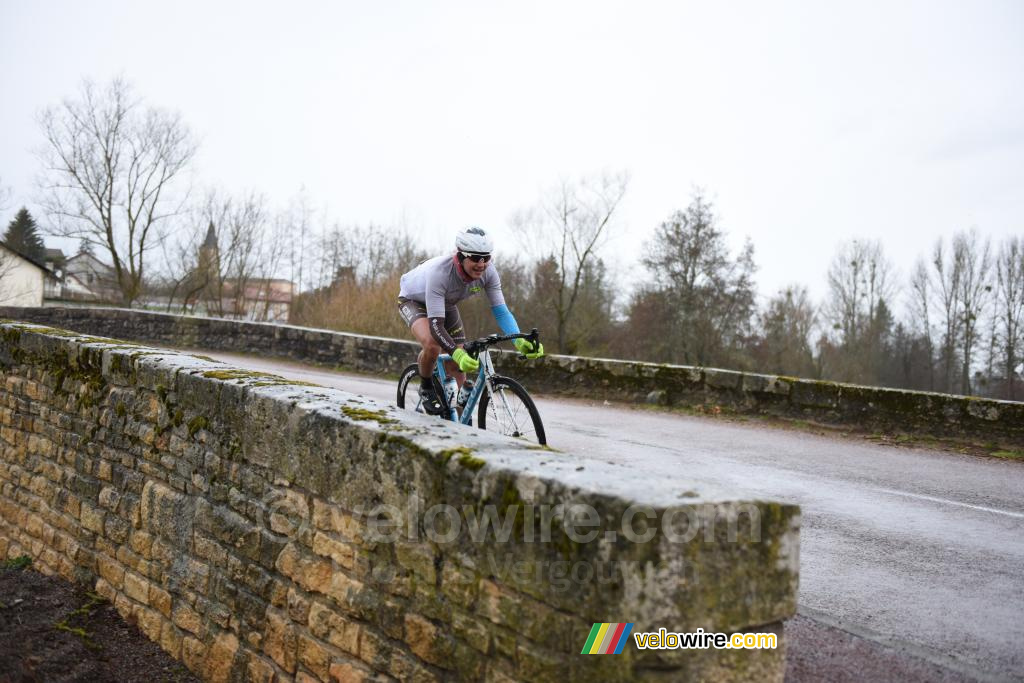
top-left (581, 622), bottom-right (634, 654)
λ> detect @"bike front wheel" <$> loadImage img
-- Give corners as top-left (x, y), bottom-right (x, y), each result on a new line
top-left (477, 376), bottom-right (546, 445)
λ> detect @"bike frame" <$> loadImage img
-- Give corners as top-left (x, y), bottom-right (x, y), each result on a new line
top-left (434, 349), bottom-right (495, 424)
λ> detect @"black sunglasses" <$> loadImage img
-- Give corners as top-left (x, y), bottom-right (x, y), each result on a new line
top-left (460, 251), bottom-right (492, 263)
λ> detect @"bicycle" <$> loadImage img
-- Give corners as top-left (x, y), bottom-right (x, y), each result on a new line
top-left (396, 328), bottom-right (547, 445)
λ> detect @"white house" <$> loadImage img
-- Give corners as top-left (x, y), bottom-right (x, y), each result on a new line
top-left (0, 242), bottom-right (49, 306)
top-left (60, 251), bottom-right (121, 302)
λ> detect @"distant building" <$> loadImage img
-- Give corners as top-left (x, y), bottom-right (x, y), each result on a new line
top-left (43, 248), bottom-right (66, 299)
top-left (188, 222), bottom-right (295, 321)
top-left (59, 251), bottom-right (121, 302)
top-left (44, 248), bottom-right (66, 273)
top-left (210, 278), bottom-right (295, 322)
top-left (1, 241), bottom-right (52, 306)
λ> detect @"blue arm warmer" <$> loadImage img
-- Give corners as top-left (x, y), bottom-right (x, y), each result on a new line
top-left (491, 304), bottom-right (520, 335)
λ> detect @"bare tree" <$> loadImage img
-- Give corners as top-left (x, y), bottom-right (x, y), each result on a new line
top-left (918, 230), bottom-right (994, 395)
top-left (314, 222), bottom-right (424, 288)
top-left (636, 190), bottom-right (758, 368)
top-left (152, 220), bottom-right (206, 313)
top-left (511, 171), bottom-right (629, 353)
top-left (953, 230), bottom-right (992, 394)
top-left (0, 176), bottom-right (11, 212)
top-left (825, 239), bottom-right (897, 346)
top-left (820, 239), bottom-right (898, 383)
top-left (0, 179), bottom-right (11, 294)
top-left (290, 223), bottom-right (427, 334)
top-left (994, 236), bottom-right (1024, 399)
top-left (35, 77), bottom-right (197, 306)
top-left (929, 238), bottom-right (964, 392)
top-left (754, 285), bottom-right (819, 377)
top-left (0, 245), bottom-right (19, 304)
top-left (194, 189), bottom-right (278, 319)
top-left (1, 180), bottom-right (17, 299)
top-left (908, 258), bottom-right (936, 390)
top-left (284, 187), bottom-right (316, 295)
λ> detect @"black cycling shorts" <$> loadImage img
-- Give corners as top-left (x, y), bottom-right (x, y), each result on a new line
top-left (397, 298), bottom-right (466, 344)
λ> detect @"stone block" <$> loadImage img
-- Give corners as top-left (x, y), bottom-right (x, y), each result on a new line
top-left (395, 542), bottom-right (436, 584)
top-left (246, 654), bottom-right (278, 683)
top-left (205, 631), bottom-right (240, 683)
top-left (135, 604), bottom-right (164, 643)
top-left (298, 633), bottom-right (331, 680)
top-left (80, 503), bottom-right (105, 534)
top-left (329, 658), bottom-right (375, 683)
top-left (263, 608), bottom-right (298, 673)
top-left (160, 619), bottom-right (183, 660)
top-left (288, 587), bottom-right (311, 623)
top-left (312, 531), bottom-right (355, 570)
top-left (308, 600), bottom-right (361, 654)
top-left (124, 570), bottom-right (151, 605)
top-left (151, 585), bottom-right (173, 618)
top-left (404, 612), bottom-right (454, 668)
top-left (173, 603), bottom-right (204, 636)
top-left (357, 628), bottom-right (392, 670)
top-left (276, 542), bottom-right (332, 594)
top-left (182, 635), bottom-right (207, 676)
top-left (97, 554), bottom-right (125, 589)
top-left (94, 577), bottom-right (117, 603)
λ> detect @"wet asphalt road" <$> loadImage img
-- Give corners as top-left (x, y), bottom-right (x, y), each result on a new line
top-left (201, 351), bottom-right (1024, 682)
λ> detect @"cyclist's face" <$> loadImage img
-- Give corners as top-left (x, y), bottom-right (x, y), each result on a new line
top-left (462, 256), bottom-right (490, 279)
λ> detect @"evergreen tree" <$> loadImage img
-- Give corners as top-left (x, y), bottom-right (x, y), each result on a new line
top-left (78, 238), bottom-right (95, 257)
top-left (3, 207), bottom-right (46, 262)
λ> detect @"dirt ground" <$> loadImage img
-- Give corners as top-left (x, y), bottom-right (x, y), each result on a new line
top-left (0, 559), bottom-right (197, 683)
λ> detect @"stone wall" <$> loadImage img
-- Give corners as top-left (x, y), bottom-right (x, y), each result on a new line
top-left (0, 320), bottom-right (800, 682)
top-left (2, 306), bottom-right (1020, 445)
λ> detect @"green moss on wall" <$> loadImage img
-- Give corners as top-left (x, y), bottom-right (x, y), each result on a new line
top-left (187, 415), bottom-right (208, 437)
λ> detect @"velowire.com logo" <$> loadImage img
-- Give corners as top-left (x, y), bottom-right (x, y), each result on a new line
top-left (580, 623), bottom-right (634, 654)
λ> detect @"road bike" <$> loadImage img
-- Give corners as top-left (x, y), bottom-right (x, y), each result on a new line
top-left (396, 328), bottom-right (547, 445)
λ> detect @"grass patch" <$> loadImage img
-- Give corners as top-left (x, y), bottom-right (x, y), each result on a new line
top-left (991, 450), bottom-right (1024, 461)
top-left (2, 555), bottom-right (32, 570)
top-left (54, 591), bottom-right (106, 650)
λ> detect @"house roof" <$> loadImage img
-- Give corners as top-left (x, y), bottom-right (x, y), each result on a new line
top-left (67, 250), bottom-right (108, 265)
top-left (1, 241), bottom-right (52, 276)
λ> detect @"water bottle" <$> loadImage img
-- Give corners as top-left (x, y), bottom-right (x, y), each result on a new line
top-left (456, 378), bottom-right (475, 409)
top-left (443, 377), bottom-right (458, 408)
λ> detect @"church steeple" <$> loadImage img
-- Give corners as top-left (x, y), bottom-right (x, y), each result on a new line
top-left (203, 221), bottom-right (218, 249)
top-left (199, 221), bottom-right (220, 276)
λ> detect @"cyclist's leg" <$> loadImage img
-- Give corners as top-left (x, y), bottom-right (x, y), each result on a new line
top-left (398, 299), bottom-right (444, 414)
top-left (443, 306), bottom-right (467, 386)
top-left (409, 317), bottom-right (440, 376)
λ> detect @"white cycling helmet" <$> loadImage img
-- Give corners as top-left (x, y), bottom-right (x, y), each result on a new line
top-left (455, 226), bottom-right (493, 254)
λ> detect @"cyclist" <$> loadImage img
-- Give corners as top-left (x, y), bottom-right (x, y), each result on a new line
top-left (397, 226), bottom-right (544, 414)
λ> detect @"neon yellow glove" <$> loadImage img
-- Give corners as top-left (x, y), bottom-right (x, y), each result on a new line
top-left (452, 348), bottom-right (480, 373)
top-left (514, 338), bottom-right (545, 359)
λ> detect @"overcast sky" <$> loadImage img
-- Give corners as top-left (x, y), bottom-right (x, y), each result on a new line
top-left (2, 0), bottom-right (1022, 307)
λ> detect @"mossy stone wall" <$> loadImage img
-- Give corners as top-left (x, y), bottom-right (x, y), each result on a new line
top-left (1, 321), bottom-right (798, 682)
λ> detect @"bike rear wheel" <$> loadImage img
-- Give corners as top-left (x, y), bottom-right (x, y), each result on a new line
top-left (396, 363), bottom-right (422, 411)
top-left (397, 363), bottom-right (453, 416)
top-left (477, 376), bottom-right (546, 445)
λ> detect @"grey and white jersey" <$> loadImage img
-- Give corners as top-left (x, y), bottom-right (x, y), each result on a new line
top-left (398, 254), bottom-right (506, 318)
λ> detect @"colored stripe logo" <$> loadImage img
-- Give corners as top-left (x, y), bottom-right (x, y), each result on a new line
top-left (581, 622), bottom-right (634, 654)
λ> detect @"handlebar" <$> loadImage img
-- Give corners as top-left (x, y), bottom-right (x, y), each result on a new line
top-left (463, 328), bottom-right (539, 357)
